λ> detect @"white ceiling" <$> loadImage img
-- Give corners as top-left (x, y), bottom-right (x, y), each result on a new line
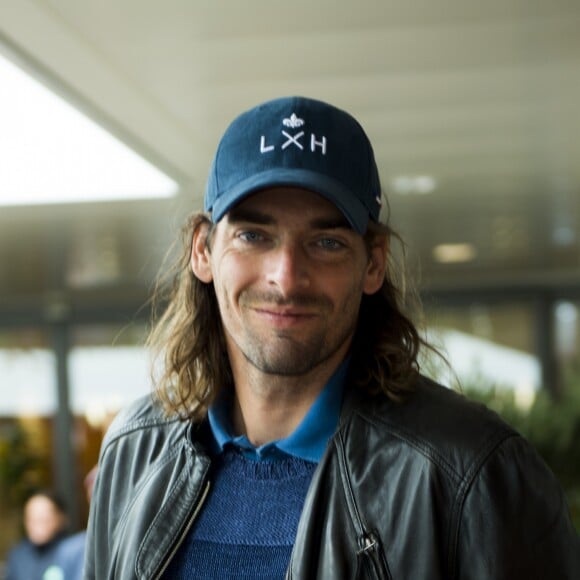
top-left (0, 0), bottom-right (579, 311)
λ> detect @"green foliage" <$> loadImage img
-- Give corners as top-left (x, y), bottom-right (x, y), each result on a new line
top-left (0, 423), bottom-right (47, 507)
top-left (464, 384), bottom-right (580, 532)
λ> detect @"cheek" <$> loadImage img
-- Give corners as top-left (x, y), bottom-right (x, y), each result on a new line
top-left (322, 269), bottom-right (366, 311)
top-left (212, 257), bottom-right (250, 310)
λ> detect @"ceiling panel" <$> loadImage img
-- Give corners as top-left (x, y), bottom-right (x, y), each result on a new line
top-left (0, 0), bottom-right (579, 313)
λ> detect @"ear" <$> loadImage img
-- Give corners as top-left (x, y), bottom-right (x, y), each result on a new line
top-left (190, 221), bottom-right (214, 283)
top-left (363, 234), bottom-right (388, 295)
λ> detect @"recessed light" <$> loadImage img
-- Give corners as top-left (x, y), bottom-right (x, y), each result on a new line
top-left (391, 175), bottom-right (436, 195)
top-left (432, 243), bottom-right (477, 263)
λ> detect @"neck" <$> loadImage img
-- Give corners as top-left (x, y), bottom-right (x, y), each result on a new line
top-left (230, 358), bottom-right (343, 447)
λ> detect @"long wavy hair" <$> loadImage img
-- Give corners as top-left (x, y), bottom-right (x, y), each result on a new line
top-left (148, 211), bottom-right (428, 420)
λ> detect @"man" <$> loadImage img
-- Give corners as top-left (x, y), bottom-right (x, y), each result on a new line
top-left (85, 96), bottom-right (580, 579)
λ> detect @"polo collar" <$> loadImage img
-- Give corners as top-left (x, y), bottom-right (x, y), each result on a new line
top-left (208, 358), bottom-right (349, 462)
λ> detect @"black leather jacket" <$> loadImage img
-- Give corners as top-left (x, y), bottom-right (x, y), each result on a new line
top-left (85, 377), bottom-right (580, 579)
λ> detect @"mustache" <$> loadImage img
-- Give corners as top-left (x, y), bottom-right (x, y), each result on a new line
top-left (239, 290), bottom-right (332, 310)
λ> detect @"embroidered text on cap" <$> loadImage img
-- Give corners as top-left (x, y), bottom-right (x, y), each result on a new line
top-left (260, 113), bottom-right (327, 155)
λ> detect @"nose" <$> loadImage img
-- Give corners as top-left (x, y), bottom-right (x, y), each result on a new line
top-left (265, 242), bottom-right (310, 296)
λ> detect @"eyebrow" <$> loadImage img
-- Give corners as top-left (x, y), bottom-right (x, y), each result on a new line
top-left (227, 207), bottom-right (352, 231)
top-left (227, 207), bottom-right (274, 225)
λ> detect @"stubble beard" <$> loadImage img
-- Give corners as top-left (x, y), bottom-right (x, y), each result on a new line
top-left (236, 290), bottom-right (359, 377)
top-left (242, 330), bottom-right (336, 376)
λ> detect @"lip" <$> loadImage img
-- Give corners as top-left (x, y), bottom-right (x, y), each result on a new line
top-left (251, 307), bottom-right (317, 328)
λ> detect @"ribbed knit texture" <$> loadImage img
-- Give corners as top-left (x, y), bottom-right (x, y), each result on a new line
top-left (163, 448), bottom-right (318, 579)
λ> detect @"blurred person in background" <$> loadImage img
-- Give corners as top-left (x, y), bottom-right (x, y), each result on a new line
top-left (5, 490), bottom-right (69, 580)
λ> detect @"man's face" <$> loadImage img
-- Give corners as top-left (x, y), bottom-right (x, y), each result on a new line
top-left (193, 187), bottom-right (386, 378)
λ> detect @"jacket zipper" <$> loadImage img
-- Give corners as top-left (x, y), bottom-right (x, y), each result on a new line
top-left (152, 480), bottom-right (211, 580)
top-left (336, 433), bottom-right (392, 579)
top-left (357, 531), bottom-right (391, 579)
top-left (287, 432), bottom-right (392, 579)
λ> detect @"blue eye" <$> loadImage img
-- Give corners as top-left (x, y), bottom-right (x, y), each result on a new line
top-left (239, 231), bottom-right (264, 243)
top-left (317, 238), bottom-right (344, 250)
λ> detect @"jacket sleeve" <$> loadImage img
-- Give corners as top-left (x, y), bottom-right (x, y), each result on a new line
top-left (83, 402), bottom-right (138, 580)
top-left (455, 434), bottom-right (580, 580)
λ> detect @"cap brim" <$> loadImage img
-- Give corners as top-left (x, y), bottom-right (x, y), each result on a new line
top-left (210, 168), bottom-right (370, 234)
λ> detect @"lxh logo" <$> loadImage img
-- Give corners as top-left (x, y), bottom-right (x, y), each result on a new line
top-left (259, 113), bottom-right (327, 155)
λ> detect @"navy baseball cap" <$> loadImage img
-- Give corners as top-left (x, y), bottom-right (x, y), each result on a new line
top-left (204, 96), bottom-right (383, 234)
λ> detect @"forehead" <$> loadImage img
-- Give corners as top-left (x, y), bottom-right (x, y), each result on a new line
top-left (25, 496), bottom-right (57, 516)
top-left (225, 187), bottom-right (348, 224)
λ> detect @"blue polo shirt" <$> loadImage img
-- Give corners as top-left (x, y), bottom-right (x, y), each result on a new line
top-left (207, 359), bottom-right (349, 462)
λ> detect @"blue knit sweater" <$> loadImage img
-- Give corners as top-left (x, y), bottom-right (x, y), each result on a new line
top-left (162, 448), bottom-right (318, 579)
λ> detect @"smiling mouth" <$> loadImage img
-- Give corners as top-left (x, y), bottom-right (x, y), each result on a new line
top-left (255, 307), bottom-right (316, 317)
top-left (252, 307), bottom-right (318, 326)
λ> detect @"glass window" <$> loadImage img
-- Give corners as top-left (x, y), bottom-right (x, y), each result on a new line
top-left (0, 328), bottom-right (55, 564)
top-left (70, 322), bottom-right (150, 424)
top-left (68, 322), bottom-right (150, 527)
top-left (424, 302), bottom-right (540, 410)
top-left (555, 300), bottom-right (580, 394)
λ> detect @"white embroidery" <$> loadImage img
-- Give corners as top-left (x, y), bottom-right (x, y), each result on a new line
top-left (281, 130), bottom-right (304, 150)
top-left (260, 136), bottom-right (275, 153)
top-left (283, 113), bottom-right (304, 128)
top-left (258, 113), bottom-right (328, 155)
top-left (310, 134), bottom-right (327, 154)
top-left (375, 195), bottom-right (382, 206)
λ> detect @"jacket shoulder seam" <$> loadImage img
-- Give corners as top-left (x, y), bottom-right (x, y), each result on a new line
top-left (353, 406), bottom-right (514, 483)
top-left (101, 414), bottom-right (184, 457)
